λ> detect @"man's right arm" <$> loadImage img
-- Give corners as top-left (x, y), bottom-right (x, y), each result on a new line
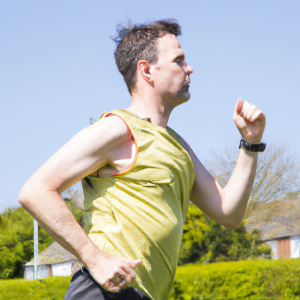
top-left (18, 116), bottom-right (136, 291)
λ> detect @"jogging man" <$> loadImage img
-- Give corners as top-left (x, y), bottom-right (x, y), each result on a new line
top-left (19, 19), bottom-right (266, 300)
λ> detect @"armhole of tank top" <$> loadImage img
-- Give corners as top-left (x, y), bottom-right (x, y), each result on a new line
top-left (101, 112), bottom-right (140, 177)
top-left (170, 130), bottom-right (187, 151)
top-left (175, 132), bottom-right (196, 173)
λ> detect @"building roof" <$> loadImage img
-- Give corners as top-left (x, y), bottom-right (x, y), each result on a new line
top-left (247, 197), bottom-right (300, 241)
top-left (260, 220), bottom-right (299, 241)
top-left (25, 241), bottom-right (77, 266)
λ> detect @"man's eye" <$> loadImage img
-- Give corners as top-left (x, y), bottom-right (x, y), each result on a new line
top-left (176, 58), bottom-right (185, 63)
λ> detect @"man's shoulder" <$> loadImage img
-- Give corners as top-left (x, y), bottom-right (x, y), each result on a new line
top-left (92, 112), bottom-right (132, 146)
top-left (166, 127), bottom-right (189, 150)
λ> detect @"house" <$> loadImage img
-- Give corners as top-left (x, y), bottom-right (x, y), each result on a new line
top-left (24, 241), bottom-right (79, 279)
top-left (245, 195), bottom-right (300, 260)
top-left (260, 216), bottom-right (300, 260)
top-left (265, 235), bottom-right (300, 260)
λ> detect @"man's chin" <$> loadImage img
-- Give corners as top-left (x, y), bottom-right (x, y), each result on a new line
top-left (177, 91), bottom-right (191, 103)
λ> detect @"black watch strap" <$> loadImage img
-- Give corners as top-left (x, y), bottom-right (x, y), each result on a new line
top-left (239, 139), bottom-right (266, 152)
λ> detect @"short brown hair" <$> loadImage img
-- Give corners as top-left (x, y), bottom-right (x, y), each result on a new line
top-left (112, 19), bottom-right (181, 94)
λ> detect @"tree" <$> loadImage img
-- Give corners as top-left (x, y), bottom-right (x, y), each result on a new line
top-left (178, 205), bottom-right (271, 265)
top-left (62, 183), bottom-right (84, 211)
top-left (0, 207), bottom-right (54, 279)
top-left (0, 183), bottom-right (83, 279)
top-left (207, 143), bottom-right (300, 231)
top-left (178, 143), bottom-right (300, 265)
top-left (62, 184), bottom-right (84, 223)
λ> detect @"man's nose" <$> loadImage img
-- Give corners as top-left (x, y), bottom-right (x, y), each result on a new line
top-left (186, 63), bottom-right (193, 75)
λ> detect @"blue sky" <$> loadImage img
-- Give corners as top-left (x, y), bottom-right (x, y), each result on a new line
top-left (1, 0), bottom-right (299, 211)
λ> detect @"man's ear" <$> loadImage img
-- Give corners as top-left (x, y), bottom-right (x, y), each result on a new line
top-left (138, 60), bottom-right (152, 82)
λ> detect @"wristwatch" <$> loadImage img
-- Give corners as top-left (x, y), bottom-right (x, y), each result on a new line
top-left (239, 139), bottom-right (266, 152)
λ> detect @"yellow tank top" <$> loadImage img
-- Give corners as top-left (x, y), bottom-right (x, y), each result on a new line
top-left (82, 109), bottom-right (195, 300)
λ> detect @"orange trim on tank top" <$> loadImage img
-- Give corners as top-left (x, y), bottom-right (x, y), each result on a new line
top-left (102, 112), bottom-right (140, 177)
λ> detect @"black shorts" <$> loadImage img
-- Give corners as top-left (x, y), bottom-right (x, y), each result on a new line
top-left (64, 267), bottom-right (150, 300)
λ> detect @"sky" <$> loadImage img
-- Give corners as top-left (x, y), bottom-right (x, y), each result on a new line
top-left (0, 0), bottom-right (299, 211)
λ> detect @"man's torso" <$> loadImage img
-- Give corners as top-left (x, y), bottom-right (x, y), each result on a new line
top-left (81, 109), bottom-right (195, 300)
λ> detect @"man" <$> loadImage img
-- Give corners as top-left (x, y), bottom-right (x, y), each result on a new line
top-left (19, 19), bottom-right (266, 300)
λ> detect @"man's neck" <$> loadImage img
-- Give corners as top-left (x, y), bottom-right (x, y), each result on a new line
top-left (128, 93), bottom-right (173, 129)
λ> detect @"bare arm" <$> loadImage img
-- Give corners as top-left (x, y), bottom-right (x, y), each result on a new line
top-left (187, 145), bottom-right (257, 229)
top-left (18, 116), bottom-right (136, 291)
top-left (187, 98), bottom-right (266, 229)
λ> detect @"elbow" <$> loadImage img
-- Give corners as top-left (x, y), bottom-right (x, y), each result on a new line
top-left (226, 223), bottom-right (240, 230)
top-left (224, 219), bottom-right (242, 230)
top-left (223, 222), bottom-right (237, 230)
top-left (18, 186), bottom-right (30, 207)
top-left (18, 182), bottom-right (35, 208)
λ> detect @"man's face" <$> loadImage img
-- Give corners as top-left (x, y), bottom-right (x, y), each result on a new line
top-left (151, 33), bottom-right (193, 106)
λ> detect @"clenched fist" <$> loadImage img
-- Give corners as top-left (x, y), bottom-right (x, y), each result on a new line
top-left (233, 97), bottom-right (266, 144)
top-left (83, 249), bottom-right (143, 293)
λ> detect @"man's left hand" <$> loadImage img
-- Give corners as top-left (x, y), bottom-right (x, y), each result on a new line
top-left (233, 97), bottom-right (266, 144)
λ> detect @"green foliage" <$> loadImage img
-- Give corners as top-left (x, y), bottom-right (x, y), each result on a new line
top-left (208, 145), bottom-right (300, 226)
top-left (0, 207), bottom-right (54, 279)
top-left (179, 205), bottom-right (271, 265)
top-left (169, 259), bottom-right (300, 300)
top-left (0, 276), bottom-right (71, 300)
top-left (2, 260), bottom-right (300, 300)
top-left (0, 200), bottom-right (83, 280)
top-left (63, 197), bottom-right (83, 224)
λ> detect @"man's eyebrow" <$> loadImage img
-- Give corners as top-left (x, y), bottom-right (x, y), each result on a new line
top-left (174, 54), bottom-right (185, 61)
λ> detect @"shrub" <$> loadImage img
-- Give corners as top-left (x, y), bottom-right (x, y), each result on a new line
top-left (2, 259), bottom-right (300, 299)
top-left (0, 276), bottom-right (71, 300)
top-left (169, 259), bottom-right (300, 300)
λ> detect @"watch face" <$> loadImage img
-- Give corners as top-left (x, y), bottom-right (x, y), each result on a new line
top-left (240, 140), bottom-right (266, 152)
top-left (260, 143), bottom-right (267, 152)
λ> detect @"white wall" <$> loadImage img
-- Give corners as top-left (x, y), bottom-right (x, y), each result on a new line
top-left (290, 235), bottom-right (300, 258)
top-left (51, 261), bottom-right (74, 276)
top-left (266, 240), bottom-right (277, 260)
top-left (24, 265), bottom-right (51, 279)
top-left (24, 266), bottom-right (34, 280)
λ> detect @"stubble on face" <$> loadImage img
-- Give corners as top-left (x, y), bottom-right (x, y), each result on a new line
top-left (177, 80), bottom-right (191, 102)
top-left (154, 34), bottom-right (192, 106)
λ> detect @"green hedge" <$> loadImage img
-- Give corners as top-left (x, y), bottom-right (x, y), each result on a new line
top-left (0, 276), bottom-right (70, 300)
top-left (1, 259), bottom-right (300, 300)
top-left (169, 259), bottom-right (300, 300)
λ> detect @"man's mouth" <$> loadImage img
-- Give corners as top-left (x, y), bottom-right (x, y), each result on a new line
top-left (181, 84), bottom-right (190, 92)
